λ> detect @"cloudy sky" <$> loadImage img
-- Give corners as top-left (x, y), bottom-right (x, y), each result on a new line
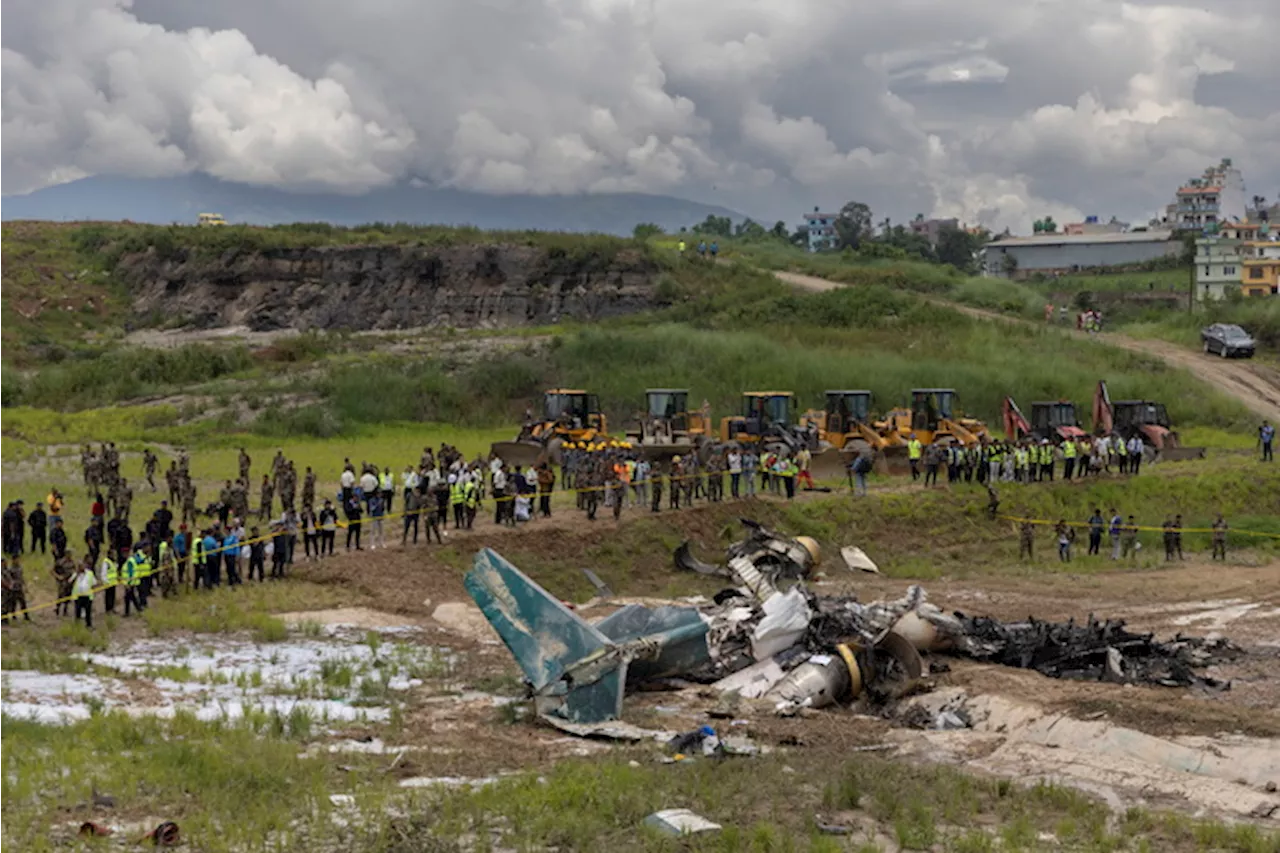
top-left (3, 0), bottom-right (1277, 232)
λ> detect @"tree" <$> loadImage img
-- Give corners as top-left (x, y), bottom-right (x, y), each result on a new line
top-left (691, 214), bottom-right (732, 237)
top-left (935, 225), bottom-right (980, 273)
top-left (1032, 216), bottom-right (1057, 234)
top-left (734, 218), bottom-right (767, 240)
top-left (834, 201), bottom-right (873, 249)
top-left (771, 220), bottom-right (790, 240)
top-left (632, 222), bottom-right (664, 240)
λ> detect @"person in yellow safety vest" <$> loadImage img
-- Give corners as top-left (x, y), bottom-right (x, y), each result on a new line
top-left (156, 538), bottom-right (175, 598)
top-left (1015, 445), bottom-right (1029, 482)
top-left (782, 457), bottom-right (799, 499)
top-left (121, 550), bottom-right (143, 616)
top-left (380, 468), bottom-right (395, 514)
top-left (136, 548), bottom-right (154, 607)
top-left (99, 552), bottom-right (119, 614)
top-left (1115, 432), bottom-right (1129, 474)
top-left (72, 556), bottom-right (96, 629)
top-left (907, 434), bottom-right (924, 482)
top-left (463, 478), bottom-right (479, 530)
top-left (191, 534), bottom-right (205, 590)
top-left (449, 477), bottom-right (466, 530)
top-left (1062, 438), bottom-right (1077, 480)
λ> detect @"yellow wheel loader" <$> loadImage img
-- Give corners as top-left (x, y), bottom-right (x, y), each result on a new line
top-left (490, 389), bottom-right (608, 468)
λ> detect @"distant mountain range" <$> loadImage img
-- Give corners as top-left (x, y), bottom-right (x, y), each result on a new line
top-left (0, 174), bottom-right (748, 235)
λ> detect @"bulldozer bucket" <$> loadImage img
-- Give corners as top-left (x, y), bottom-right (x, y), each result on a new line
top-left (809, 447), bottom-right (850, 484)
top-left (1160, 445), bottom-right (1206, 461)
top-left (637, 440), bottom-right (699, 463)
top-left (489, 440), bottom-right (547, 469)
top-left (875, 446), bottom-right (912, 476)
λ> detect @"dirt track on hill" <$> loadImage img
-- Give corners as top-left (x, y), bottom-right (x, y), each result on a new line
top-left (773, 269), bottom-right (1280, 424)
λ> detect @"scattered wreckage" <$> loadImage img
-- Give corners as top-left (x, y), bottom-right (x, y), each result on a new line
top-left (465, 521), bottom-right (1240, 727)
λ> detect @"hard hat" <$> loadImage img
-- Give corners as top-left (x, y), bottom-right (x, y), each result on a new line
top-left (794, 536), bottom-right (821, 566)
top-left (672, 455), bottom-right (682, 462)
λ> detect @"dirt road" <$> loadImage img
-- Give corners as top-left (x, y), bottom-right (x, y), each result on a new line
top-left (773, 269), bottom-right (1280, 424)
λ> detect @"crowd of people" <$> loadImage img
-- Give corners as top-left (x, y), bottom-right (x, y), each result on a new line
top-left (1, 420), bottom-right (1270, 627)
top-left (1019, 509), bottom-right (1230, 565)
top-left (906, 430), bottom-right (1154, 487)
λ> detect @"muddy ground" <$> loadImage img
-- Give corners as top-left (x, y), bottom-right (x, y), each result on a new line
top-left (267, 537), bottom-right (1280, 823)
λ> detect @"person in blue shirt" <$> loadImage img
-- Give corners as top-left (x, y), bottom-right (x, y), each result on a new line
top-left (222, 527), bottom-right (241, 586)
top-left (1261, 421), bottom-right (1274, 462)
top-left (173, 525), bottom-right (189, 586)
top-left (201, 529), bottom-right (220, 587)
top-left (709, 241), bottom-right (718, 258)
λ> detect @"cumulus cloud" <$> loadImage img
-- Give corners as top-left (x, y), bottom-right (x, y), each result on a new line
top-left (3, 0), bottom-right (1277, 232)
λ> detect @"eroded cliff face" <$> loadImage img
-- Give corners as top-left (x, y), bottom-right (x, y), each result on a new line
top-left (123, 244), bottom-right (663, 331)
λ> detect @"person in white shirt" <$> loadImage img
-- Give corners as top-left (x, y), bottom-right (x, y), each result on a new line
top-left (727, 451), bottom-right (743, 498)
top-left (1127, 436), bottom-right (1145, 475)
top-left (340, 467), bottom-right (356, 503)
top-left (359, 470), bottom-right (377, 511)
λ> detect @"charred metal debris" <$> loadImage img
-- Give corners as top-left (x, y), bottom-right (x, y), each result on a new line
top-left (465, 520), bottom-right (1240, 726)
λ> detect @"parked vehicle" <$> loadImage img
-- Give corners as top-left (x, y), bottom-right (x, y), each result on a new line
top-left (1200, 323), bottom-right (1255, 359)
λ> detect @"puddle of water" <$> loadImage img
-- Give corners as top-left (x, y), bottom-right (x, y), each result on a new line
top-left (1, 627), bottom-right (449, 727)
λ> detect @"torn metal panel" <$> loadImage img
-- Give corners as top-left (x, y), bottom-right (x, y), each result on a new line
top-left (594, 604), bottom-right (712, 683)
top-left (750, 589), bottom-right (812, 659)
top-left (711, 656), bottom-right (789, 699)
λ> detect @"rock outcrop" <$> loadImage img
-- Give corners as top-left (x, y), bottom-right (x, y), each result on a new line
top-left (123, 244), bottom-right (663, 332)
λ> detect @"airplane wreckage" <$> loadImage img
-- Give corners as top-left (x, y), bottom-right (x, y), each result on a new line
top-left (464, 521), bottom-right (1240, 726)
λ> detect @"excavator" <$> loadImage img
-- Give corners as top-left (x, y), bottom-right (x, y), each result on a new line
top-left (1092, 381), bottom-right (1205, 461)
top-left (719, 392), bottom-right (813, 452)
top-left (882, 389), bottom-right (991, 447)
top-left (802, 391), bottom-right (909, 478)
top-left (624, 388), bottom-right (713, 460)
top-left (1002, 397), bottom-right (1087, 443)
top-left (490, 389), bottom-right (609, 468)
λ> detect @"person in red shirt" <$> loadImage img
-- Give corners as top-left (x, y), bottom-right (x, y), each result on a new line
top-left (90, 493), bottom-right (105, 522)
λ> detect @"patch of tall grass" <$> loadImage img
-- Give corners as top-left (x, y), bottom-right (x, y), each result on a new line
top-left (6, 344), bottom-right (257, 410)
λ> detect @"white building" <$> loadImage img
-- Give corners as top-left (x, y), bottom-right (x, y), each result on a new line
top-left (982, 232), bottom-right (1180, 280)
top-left (1168, 159), bottom-right (1247, 233)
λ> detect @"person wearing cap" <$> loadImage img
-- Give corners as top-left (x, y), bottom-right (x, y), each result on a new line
top-left (344, 493), bottom-right (363, 551)
top-left (319, 500), bottom-right (338, 556)
top-left (50, 517), bottom-right (68, 560)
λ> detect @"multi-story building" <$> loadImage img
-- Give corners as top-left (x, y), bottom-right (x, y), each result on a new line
top-left (1194, 233), bottom-right (1244, 301)
top-left (908, 215), bottom-right (959, 246)
top-left (1169, 158), bottom-right (1247, 232)
top-left (1241, 228), bottom-right (1280, 297)
top-left (802, 207), bottom-right (838, 252)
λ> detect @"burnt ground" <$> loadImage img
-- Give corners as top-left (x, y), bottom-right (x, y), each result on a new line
top-left (291, 532), bottom-right (1280, 745)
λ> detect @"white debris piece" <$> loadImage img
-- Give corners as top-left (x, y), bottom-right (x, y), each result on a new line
top-left (643, 809), bottom-right (722, 836)
top-left (840, 546), bottom-right (880, 574)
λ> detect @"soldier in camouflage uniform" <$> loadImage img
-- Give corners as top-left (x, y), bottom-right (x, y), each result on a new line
top-left (238, 447), bottom-right (252, 484)
top-left (259, 474), bottom-right (275, 521)
top-left (0, 555), bottom-right (13, 622)
top-left (2, 557), bottom-right (31, 623)
top-left (280, 462), bottom-right (297, 513)
top-left (166, 461), bottom-right (180, 505)
top-left (301, 467), bottom-right (316, 511)
top-left (52, 550), bottom-right (77, 616)
top-left (181, 480), bottom-right (198, 526)
top-left (143, 449), bottom-right (159, 492)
